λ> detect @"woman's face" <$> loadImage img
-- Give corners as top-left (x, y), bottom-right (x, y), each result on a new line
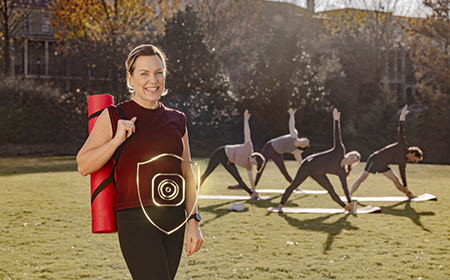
top-left (128, 55), bottom-right (165, 109)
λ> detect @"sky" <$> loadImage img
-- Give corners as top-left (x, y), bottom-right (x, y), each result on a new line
top-left (268, 0), bottom-right (432, 18)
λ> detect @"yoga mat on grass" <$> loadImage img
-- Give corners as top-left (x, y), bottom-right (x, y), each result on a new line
top-left (198, 195), bottom-right (272, 200)
top-left (267, 205), bottom-right (382, 214)
top-left (257, 189), bottom-right (328, 195)
top-left (343, 193), bottom-right (437, 202)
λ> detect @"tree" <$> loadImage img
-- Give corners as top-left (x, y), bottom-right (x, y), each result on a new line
top-left (239, 25), bottom-right (331, 150)
top-left (157, 6), bottom-right (236, 154)
top-left (0, 0), bottom-right (35, 76)
top-left (406, 0), bottom-right (450, 163)
top-left (186, 0), bottom-right (267, 90)
top-left (49, 0), bottom-right (182, 93)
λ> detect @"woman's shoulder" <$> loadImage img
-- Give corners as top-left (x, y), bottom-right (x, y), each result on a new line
top-left (161, 103), bottom-right (186, 118)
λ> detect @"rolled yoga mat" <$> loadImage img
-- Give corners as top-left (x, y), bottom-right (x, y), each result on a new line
top-left (88, 94), bottom-right (117, 233)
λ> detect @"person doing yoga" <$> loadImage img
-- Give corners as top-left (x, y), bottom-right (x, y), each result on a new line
top-left (278, 108), bottom-right (360, 213)
top-left (350, 105), bottom-right (423, 199)
top-left (254, 108), bottom-right (309, 186)
top-left (200, 109), bottom-right (265, 200)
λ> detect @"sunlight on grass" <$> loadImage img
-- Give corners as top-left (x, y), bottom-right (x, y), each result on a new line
top-left (0, 157), bottom-right (449, 279)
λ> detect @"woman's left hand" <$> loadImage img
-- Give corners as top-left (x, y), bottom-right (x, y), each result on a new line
top-left (185, 221), bottom-right (204, 257)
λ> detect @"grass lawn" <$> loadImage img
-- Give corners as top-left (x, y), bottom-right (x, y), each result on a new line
top-left (0, 156), bottom-right (448, 279)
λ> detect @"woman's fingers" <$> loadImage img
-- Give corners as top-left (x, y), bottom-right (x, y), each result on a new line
top-left (116, 117), bottom-right (137, 141)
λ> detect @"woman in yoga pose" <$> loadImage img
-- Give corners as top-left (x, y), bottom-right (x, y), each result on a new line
top-left (200, 109), bottom-right (265, 200)
top-left (278, 108), bottom-right (360, 212)
top-left (350, 105), bottom-right (423, 199)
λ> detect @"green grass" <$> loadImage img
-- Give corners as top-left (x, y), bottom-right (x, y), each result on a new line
top-left (0, 157), bottom-right (449, 279)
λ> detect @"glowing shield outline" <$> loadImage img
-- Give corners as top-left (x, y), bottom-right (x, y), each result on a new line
top-left (136, 153), bottom-right (200, 235)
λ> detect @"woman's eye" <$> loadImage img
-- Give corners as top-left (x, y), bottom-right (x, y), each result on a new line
top-left (141, 72), bottom-right (148, 76)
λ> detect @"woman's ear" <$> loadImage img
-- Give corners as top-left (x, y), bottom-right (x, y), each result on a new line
top-left (127, 72), bottom-right (134, 88)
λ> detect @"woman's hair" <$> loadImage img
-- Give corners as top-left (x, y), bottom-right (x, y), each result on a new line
top-left (297, 137), bottom-right (310, 151)
top-left (408, 146), bottom-right (423, 161)
top-left (344, 150), bottom-right (361, 178)
top-left (251, 152), bottom-right (266, 173)
top-left (125, 44), bottom-right (168, 96)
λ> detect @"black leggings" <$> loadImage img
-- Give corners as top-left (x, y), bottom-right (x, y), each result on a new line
top-left (280, 162), bottom-right (346, 207)
top-left (116, 206), bottom-right (185, 280)
top-left (200, 146), bottom-right (253, 194)
top-left (254, 142), bottom-right (292, 186)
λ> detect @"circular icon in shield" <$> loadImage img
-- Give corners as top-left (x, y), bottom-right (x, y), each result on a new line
top-left (152, 173), bottom-right (185, 206)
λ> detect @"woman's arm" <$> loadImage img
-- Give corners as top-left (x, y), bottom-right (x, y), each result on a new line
top-left (332, 108), bottom-right (342, 149)
top-left (246, 168), bottom-right (260, 199)
top-left (181, 128), bottom-right (203, 257)
top-left (243, 109), bottom-right (251, 143)
top-left (291, 149), bottom-right (303, 163)
top-left (288, 108), bottom-right (298, 138)
top-left (76, 109), bottom-right (136, 176)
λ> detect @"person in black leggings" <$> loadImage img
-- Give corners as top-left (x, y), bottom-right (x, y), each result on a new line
top-left (200, 110), bottom-right (265, 199)
top-left (254, 108), bottom-right (309, 186)
top-left (278, 108), bottom-right (360, 212)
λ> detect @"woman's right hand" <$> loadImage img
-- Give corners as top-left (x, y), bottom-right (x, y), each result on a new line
top-left (333, 108), bottom-right (340, 121)
top-left (288, 108), bottom-right (296, 115)
top-left (114, 117), bottom-right (137, 144)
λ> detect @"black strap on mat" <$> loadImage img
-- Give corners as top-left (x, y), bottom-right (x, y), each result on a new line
top-left (91, 105), bottom-right (129, 204)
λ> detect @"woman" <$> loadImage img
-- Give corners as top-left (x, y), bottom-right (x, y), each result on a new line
top-left (350, 105), bottom-right (423, 199)
top-left (254, 108), bottom-right (309, 186)
top-left (278, 108), bottom-right (360, 212)
top-left (200, 109), bottom-right (265, 200)
top-left (77, 44), bottom-right (203, 279)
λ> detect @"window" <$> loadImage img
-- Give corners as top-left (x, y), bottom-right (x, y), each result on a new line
top-left (42, 16), bottom-right (51, 33)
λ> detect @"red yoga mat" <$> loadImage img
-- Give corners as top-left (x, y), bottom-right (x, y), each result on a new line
top-left (88, 94), bottom-right (117, 233)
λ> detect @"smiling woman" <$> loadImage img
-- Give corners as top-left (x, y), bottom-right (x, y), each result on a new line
top-left (76, 44), bottom-right (203, 280)
top-left (126, 49), bottom-right (168, 109)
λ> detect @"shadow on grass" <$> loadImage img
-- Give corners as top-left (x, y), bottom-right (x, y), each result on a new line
top-left (379, 201), bottom-right (435, 232)
top-left (0, 156), bottom-right (78, 175)
top-left (277, 212), bottom-right (357, 253)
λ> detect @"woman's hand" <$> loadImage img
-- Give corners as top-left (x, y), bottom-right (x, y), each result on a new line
top-left (288, 108), bottom-right (296, 116)
top-left (250, 191), bottom-right (260, 200)
top-left (344, 202), bottom-right (354, 213)
top-left (333, 108), bottom-right (340, 121)
top-left (114, 117), bottom-right (137, 144)
top-left (399, 105), bottom-right (409, 121)
top-left (244, 109), bottom-right (251, 121)
top-left (185, 220), bottom-right (204, 257)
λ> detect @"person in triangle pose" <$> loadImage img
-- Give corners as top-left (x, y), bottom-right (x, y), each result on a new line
top-left (228, 108), bottom-right (309, 190)
top-left (350, 105), bottom-right (423, 199)
top-left (200, 109), bottom-right (265, 200)
top-left (278, 108), bottom-right (360, 213)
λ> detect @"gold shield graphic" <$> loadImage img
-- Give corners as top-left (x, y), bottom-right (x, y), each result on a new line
top-left (136, 153), bottom-right (200, 235)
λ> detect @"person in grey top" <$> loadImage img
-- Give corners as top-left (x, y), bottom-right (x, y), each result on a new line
top-left (228, 108), bottom-right (309, 190)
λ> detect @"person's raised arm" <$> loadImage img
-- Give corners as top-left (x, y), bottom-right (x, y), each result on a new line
top-left (332, 108), bottom-right (342, 148)
top-left (76, 109), bottom-right (137, 176)
top-left (288, 108), bottom-right (298, 138)
top-left (244, 109), bottom-right (251, 143)
top-left (398, 104), bottom-right (408, 143)
top-left (399, 104), bottom-right (409, 122)
top-left (181, 127), bottom-right (203, 257)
